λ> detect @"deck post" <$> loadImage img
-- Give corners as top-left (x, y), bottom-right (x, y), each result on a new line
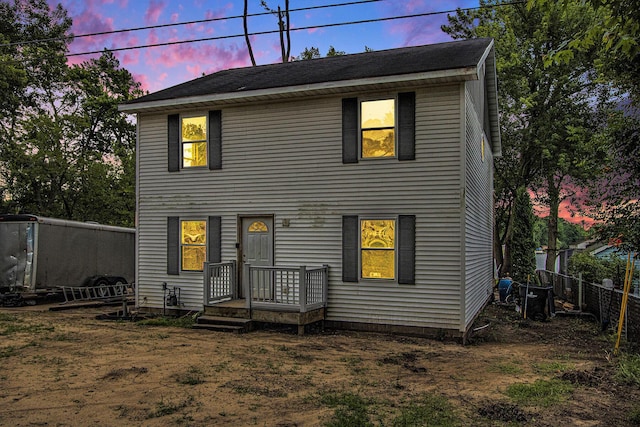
top-left (322, 264), bottom-right (329, 307)
top-left (244, 263), bottom-right (251, 310)
top-left (230, 260), bottom-right (238, 299)
top-left (299, 265), bottom-right (307, 313)
top-left (203, 262), bottom-right (210, 305)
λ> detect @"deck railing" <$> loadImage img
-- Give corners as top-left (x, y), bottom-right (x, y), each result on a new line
top-left (203, 261), bottom-right (237, 305)
top-left (245, 264), bottom-right (328, 312)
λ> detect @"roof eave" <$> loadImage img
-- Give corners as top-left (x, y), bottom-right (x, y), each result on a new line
top-left (118, 67), bottom-right (479, 113)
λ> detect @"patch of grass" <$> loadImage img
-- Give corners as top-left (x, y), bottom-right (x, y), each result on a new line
top-left (628, 405), bottom-right (640, 425)
top-left (392, 394), bottom-right (459, 427)
top-left (506, 379), bottom-right (574, 407)
top-left (489, 361), bottom-right (525, 375)
top-left (533, 361), bottom-right (573, 375)
top-left (175, 366), bottom-right (205, 385)
top-left (0, 322), bottom-right (54, 336)
top-left (616, 353), bottom-right (640, 387)
top-left (339, 356), bottom-right (367, 375)
top-left (0, 313), bottom-right (17, 322)
top-left (319, 391), bottom-right (373, 427)
top-left (137, 316), bottom-right (195, 328)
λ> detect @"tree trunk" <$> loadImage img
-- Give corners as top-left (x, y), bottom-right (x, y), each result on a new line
top-left (494, 220), bottom-right (504, 277)
top-left (545, 178), bottom-right (560, 272)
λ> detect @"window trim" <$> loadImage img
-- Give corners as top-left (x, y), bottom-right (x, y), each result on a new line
top-left (342, 214), bottom-right (415, 285)
top-left (359, 96), bottom-right (398, 160)
top-left (180, 218), bottom-right (207, 272)
top-left (180, 113), bottom-right (208, 169)
top-left (359, 216), bottom-right (398, 281)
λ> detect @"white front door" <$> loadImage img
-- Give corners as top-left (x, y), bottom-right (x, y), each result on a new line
top-left (240, 216), bottom-right (274, 298)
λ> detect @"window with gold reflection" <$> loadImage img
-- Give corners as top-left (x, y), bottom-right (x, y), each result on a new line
top-left (361, 99), bottom-right (395, 158)
top-left (248, 221), bottom-right (268, 232)
top-left (181, 115), bottom-right (207, 167)
top-left (181, 220), bottom-right (206, 271)
top-left (360, 219), bottom-right (395, 279)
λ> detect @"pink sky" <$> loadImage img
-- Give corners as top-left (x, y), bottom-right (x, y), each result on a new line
top-left (54, 0), bottom-right (479, 93)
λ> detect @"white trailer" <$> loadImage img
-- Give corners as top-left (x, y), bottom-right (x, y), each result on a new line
top-left (0, 214), bottom-right (134, 303)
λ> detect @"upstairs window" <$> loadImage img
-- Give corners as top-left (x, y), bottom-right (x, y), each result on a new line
top-left (181, 115), bottom-right (207, 168)
top-left (168, 111), bottom-right (221, 172)
top-left (361, 99), bottom-right (395, 158)
top-left (342, 93), bottom-right (414, 164)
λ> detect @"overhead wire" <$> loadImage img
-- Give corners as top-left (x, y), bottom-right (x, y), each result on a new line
top-left (0, 0), bottom-right (384, 48)
top-left (0, 0), bottom-right (527, 59)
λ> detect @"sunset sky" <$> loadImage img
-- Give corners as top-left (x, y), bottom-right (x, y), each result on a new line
top-left (52, 0), bottom-right (479, 93)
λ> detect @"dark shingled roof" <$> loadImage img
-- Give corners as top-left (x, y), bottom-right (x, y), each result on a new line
top-left (126, 38), bottom-right (493, 105)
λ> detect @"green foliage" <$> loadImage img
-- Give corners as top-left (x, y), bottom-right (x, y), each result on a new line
top-left (320, 391), bottom-right (373, 427)
top-left (442, 1), bottom-right (611, 274)
top-left (616, 353), bottom-right (640, 387)
top-left (511, 187), bottom-right (537, 283)
top-left (136, 315), bottom-right (196, 328)
top-left (0, 1), bottom-right (141, 227)
top-left (392, 394), bottom-right (459, 427)
top-left (568, 251), bottom-right (627, 285)
top-left (296, 45), bottom-right (346, 60)
top-left (533, 216), bottom-right (589, 249)
top-left (505, 379), bottom-right (574, 407)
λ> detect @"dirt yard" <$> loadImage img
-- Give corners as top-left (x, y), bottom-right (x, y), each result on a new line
top-left (0, 299), bottom-right (638, 426)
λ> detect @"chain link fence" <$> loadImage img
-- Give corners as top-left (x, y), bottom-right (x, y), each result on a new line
top-left (537, 270), bottom-right (639, 345)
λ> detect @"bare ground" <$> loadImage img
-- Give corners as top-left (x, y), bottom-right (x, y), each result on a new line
top-left (0, 298), bottom-right (638, 426)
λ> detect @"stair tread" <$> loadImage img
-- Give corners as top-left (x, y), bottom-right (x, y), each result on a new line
top-left (197, 315), bottom-right (252, 324)
top-left (192, 324), bottom-right (247, 333)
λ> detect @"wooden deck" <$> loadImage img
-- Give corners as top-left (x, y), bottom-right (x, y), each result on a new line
top-left (200, 299), bottom-right (325, 335)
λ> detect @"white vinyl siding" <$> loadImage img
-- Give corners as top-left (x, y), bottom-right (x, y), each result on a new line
top-left (136, 85), bottom-right (464, 329)
top-left (463, 86), bottom-right (495, 330)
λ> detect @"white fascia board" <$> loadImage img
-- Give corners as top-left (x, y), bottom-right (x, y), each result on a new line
top-left (118, 67), bottom-right (479, 113)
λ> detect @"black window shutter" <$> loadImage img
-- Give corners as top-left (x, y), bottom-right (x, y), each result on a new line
top-left (342, 215), bottom-right (359, 282)
top-left (342, 98), bottom-right (359, 164)
top-left (208, 110), bottom-right (222, 170)
top-left (168, 114), bottom-right (180, 172)
top-left (207, 216), bottom-right (221, 263)
top-left (397, 92), bottom-right (416, 161)
top-left (398, 215), bottom-right (416, 284)
top-left (167, 216), bottom-right (179, 275)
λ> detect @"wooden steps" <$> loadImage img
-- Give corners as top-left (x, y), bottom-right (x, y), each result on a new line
top-left (194, 315), bottom-right (253, 333)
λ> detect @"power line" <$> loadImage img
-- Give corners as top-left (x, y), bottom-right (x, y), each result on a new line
top-left (66, 1), bottom-right (525, 57)
top-left (0, 0), bottom-right (383, 48)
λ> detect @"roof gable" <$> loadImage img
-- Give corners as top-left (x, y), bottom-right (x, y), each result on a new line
top-left (124, 38), bottom-right (494, 107)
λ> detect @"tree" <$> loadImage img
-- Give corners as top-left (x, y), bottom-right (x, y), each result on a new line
top-left (510, 187), bottom-right (537, 282)
top-left (295, 45), bottom-right (346, 61)
top-left (442, 0), bottom-right (609, 274)
top-left (529, 0), bottom-right (640, 253)
top-left (0, 1), bottom-right (142, 226)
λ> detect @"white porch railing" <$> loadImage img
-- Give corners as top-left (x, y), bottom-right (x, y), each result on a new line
top-left (245, 264), bottom-right (329, 313)
top-left (203, 261), bottom-right (237, 305)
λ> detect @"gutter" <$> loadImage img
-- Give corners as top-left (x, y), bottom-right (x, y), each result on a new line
top-left (118, 67), bottom-right (479, 113)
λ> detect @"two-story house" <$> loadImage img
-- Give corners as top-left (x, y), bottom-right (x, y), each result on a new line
top-left (119, 37), bottom-right (500, 340)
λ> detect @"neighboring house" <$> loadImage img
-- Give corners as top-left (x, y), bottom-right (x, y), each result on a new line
top-left (591, 245), bottom-right (640, 271)
top-left (119, 38), bottom-right (501, 340)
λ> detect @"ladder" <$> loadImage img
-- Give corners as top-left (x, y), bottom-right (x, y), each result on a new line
top-left (60, 282), bottom-right (133, 304)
